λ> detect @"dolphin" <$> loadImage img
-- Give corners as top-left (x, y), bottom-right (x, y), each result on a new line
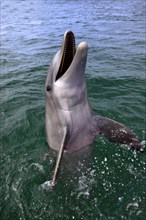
top-left (45, 31), bottom-right (144, 186)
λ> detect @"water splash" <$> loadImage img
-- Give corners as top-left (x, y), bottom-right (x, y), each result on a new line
top-left (40, 180), bottom-right (55, 191)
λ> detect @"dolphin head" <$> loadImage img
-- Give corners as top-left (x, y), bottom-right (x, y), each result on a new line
top-left (45, 30), bottom-right (88, 110)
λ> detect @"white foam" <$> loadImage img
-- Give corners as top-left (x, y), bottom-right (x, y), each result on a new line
top-left (40, 180), bottom-right (55, 190)
top-left (30, 163), bottom-right (44, 173)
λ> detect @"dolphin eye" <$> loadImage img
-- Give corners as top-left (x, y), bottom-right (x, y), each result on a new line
top-left (46, 85), bottom-right (51, 92)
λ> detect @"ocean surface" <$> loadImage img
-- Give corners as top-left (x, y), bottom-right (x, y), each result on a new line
top-left (0, 0), bottom-right (146, 219)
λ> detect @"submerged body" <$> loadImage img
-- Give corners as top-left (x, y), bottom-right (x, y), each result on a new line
top-left (45, 31), bottom-right (144, 153)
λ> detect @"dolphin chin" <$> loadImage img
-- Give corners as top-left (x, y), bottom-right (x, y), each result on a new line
top-left (45, 30), bottom-right (144, 186)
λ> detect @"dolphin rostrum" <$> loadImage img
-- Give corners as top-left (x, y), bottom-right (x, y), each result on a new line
top-left (45, 31), bottom-right (144, 186)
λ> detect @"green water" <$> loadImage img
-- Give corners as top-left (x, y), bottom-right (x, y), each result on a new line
top-left (0, 0), bottom-right (146, 219)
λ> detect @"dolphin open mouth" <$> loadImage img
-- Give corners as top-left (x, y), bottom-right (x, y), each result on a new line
top-left (56, 31), bottom-right (76, 81)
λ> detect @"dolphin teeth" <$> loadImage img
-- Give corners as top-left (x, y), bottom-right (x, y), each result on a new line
top-left (56, 31), bottom-right (76, 81)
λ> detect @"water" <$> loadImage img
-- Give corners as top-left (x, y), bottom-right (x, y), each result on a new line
top-left (0, 0), bottom-right (146, 219)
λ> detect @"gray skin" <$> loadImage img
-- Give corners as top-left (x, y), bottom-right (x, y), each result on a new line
top-left (45, 30), bottom-right (144, 154)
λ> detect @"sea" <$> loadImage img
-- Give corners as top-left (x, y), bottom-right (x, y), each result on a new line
top-left (0, 0), bottom-right (146, 219)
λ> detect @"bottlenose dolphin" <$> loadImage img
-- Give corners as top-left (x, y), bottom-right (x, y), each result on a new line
top-left (45, 31), bottom-right (144, 186)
